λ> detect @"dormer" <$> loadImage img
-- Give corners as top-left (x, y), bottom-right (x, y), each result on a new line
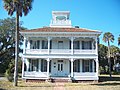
top-left (50, 11), bottom-right (72, 27)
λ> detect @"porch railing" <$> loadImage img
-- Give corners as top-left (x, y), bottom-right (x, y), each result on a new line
top-left (24, 71), bottom-right (47, 78)
top-left (25, 49), bottom-right (96, 55)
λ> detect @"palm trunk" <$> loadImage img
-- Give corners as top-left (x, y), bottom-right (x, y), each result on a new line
top-left (108, 41), bottom-right (112, 78)
top-left (14, 11), bottom-right (19, 86)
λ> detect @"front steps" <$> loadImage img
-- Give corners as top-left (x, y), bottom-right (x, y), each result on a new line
top-left (49, 77), bottom-right (71, 83)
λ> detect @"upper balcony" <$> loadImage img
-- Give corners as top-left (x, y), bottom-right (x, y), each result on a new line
top-left (23, 37), bottom-right (98, 55)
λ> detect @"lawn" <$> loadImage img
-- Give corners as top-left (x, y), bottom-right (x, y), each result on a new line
top-left (0, 75), bottom-right (120, 90)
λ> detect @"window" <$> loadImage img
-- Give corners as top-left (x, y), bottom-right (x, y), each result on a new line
top-left (73, 41), bottom-right (80, 49)
top-left (82, 60), bottom-right (92, 72)
top-left (82, 41), bottom-right (92, 49)
top-left (29, 59), bottom-right (39, 72)
top-left (30, 40), bottom-right (40, 49)
top-left (73, 60), bottom-right (80, 72)
top-left (58, 41), bottom-right (63, 49)
top-left (56, 16), bottom-right (66, 21)
top-left (41, 59), bottom-right (47, 72)
top-left (50, 40), bottom-right (52, 49)
top-left (69, 41), bottom-right (71, 49)
top-left (42, 40), bottom-right (48, 49)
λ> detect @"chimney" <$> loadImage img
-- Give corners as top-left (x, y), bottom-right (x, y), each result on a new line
top-left (75, 26), bottom-right (79, 28)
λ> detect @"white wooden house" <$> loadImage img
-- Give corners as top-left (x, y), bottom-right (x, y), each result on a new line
top-left (20, 11), bottom-right (102, 82)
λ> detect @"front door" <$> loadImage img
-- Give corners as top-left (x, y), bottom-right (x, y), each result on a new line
top-left (57, 60), bottom-right (64, 76)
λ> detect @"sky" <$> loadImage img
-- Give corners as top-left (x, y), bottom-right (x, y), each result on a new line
top-left (0, 0), bottom-right (120, 46)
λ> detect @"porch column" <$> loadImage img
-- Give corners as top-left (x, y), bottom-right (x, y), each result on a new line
top-left (92, 59), bottom-right (95, 72)
top-left (48, 37), bottom-right (50, 54)
top-left (22, 58), bottom-right (25, 78)
top-left (26, 59), bottom-right (29, 71)
top-left (71, 58), bottom-right (74, 77)
top-left (71, 37), bottom-right (74, 55)
top-left (47, 58), bottom-right (50, 78)
top-left (27, 39), bottom-right (30, 49)
top-left (95, 37), bottom-right (98, 55)
top-left (96, 58), bottom-right (99, 76)
top-left (23, 37), bottom-right (26, 54)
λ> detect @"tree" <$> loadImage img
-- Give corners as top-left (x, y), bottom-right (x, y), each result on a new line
top-left (0, 17), bottom-right (24, 74)
top-left (110, 45), bottom-right (120, 71)
top-left (103, 32), bottom-right (114, 78)
top-left (3, 0), bottom-right (33, 86)
top-left (98, 44), bottom-right (108, 73)
top-left (118, 35), bottom-right (120, 46)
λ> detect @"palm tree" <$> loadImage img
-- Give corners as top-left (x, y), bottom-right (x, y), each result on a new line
top-left (118, 35), bottom-right (120, 46)
top-left (103, 32), bottom-right (114, 78)
top-left (3, 0), bottom-right (33, 86)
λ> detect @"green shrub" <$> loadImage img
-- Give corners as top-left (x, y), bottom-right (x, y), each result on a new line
top-left (5, 68), bottom-right (13, 82)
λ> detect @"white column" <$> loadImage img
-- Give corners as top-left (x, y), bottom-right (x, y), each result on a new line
top-left (80, 60), bottom-right (82, 72)
top-left (40, 40), bottom-right (41, 49)
top-left (23, 37), bottom-right (26, 54)
top-left (22, 58), bottom-right (25, 78)
top-left (92, 59), bottom-right (95, 72)
top-left (95, 37), bottom-right (98, 55)
top-left (96, 58), bottom-right (99, 76)
top-left (27, 39), bottom-right (30, 49)
top-left (48, 37), bottom-right (50, 54)
top-left (71, 58), bottom-right (74, 77)
top-left (71, 37), bottom-right (74, 55)
top-left (26, 59), bottom-right (29, 71)
top-left (47, 58), bottom-right (50, 78)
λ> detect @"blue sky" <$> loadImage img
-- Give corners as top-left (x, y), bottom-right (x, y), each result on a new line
top-left (0, 0), bottom-right (120, 46)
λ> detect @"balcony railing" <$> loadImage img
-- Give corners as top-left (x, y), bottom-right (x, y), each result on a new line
top-left (50, 20), bottom-right (71, 26)
top-left (25, 49), bottom-right (96, 55)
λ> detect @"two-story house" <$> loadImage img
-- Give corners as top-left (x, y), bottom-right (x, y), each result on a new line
top-left (20, 11), bottom-right (102, 82)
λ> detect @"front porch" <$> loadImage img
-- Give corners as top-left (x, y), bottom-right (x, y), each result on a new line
top-left (22, 58), bottom-right (99, 81)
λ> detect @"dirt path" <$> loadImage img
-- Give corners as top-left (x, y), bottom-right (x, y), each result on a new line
top-left (54, 83), bottom-right (65, 90)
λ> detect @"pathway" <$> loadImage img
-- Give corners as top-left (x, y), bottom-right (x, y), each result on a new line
top-left (54, 83), bottom-right (65, 90)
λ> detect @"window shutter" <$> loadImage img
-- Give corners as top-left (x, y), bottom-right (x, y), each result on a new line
top-left (42, 40), bottom-right (44, 49)
top-left (77, 41), bottom-right (80, 49)
top-left (69, 41), bottom-right (71, 49)
top-left (30, 40), bottom-right (32, 49)
top-left (36, 59), bottom-right (39, 71)
top-left (78, 60), bottom-right (80, 72)
top-left (82, 60), bottom-right (84, 72)
top-left (89, 41), bottom-right (92, 49)
top-left (30, 40), bottom-right (32, 44)
top-left (41, 59), bottom-right (43, 72)
top-left (90, 60), bottom-right (92, 72)
top-left (50, 40), bottom-right (52, 49)
top-left (37, 40), bottom-right (40, 49)
top-left (82, 41), bottom-right (84, 49)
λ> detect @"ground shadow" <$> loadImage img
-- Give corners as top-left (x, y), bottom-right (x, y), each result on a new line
top-left (92, 82), bottom-right (120, 86)
top-left (99, 75), bottom-right (120, 82)
top-left (18, 85), bottom-right (54, 88)
top-left (0, 88), bottom-right (6, 90)
top-left (91, 75), bottom-right (120, 86)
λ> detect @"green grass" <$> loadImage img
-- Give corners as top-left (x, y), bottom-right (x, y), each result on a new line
top-left (0, 75), bottom-right (120, 90)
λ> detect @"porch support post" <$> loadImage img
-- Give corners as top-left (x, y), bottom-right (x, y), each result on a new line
top-left (71, 37), bottom-right (74, 55)
top-left (22, 58), bottom-right (25, 78)
top-left (23, 37), bottom-right (26, 54)
top-left (26, 59), bottom-right (29, 71)
top-left (27, 38), bottom-right (30, 49)
top-left (95, 37), bottom-right (98, 55)
top-left (48, 37), bottom-right (50, 54)
top-left (92, 59), bottom-right (94, 72)
top-left (71, 58), bottom-right (74, 77)
top-left (47, 58), bottom-right (50, 79)
top-left (96, 58), bottom-right (99, 76)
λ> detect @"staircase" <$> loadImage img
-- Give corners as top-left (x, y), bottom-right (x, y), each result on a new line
top-left (49, 77), bottom-right (72, 83)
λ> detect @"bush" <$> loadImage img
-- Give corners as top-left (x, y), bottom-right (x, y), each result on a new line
top-left (5, 69), bottom-right (13, 82)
